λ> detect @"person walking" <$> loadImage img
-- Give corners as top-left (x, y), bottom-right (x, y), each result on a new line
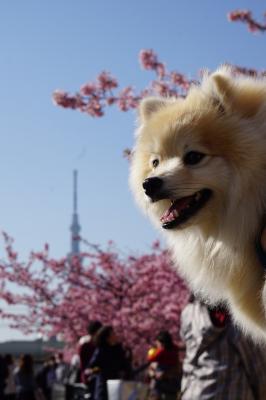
top-left (14, 354), bottom-right (36, 400)
top-left (79, 320), bottom-right (102, 383)
top-left (89, 326), bottom-right (131, 400)
top-left (147, 331), bottom-right (181, 400)
top-left (35, 355), bottom-right (57, 400)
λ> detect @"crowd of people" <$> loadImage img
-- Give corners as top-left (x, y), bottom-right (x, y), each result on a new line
top-left (78, 323), bottom-right (180, 400)
top-left (76, 308), bottom-right (266, 400)
top-left (0, 352), bottom-right (68, 400)
top-left (0, 321), bottom-right (181, 400)
top-left (1, 303), bottom-right (266, 400)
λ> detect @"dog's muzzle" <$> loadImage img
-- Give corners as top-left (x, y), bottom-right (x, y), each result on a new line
top-left (143, 177), bottom-right (165, 202)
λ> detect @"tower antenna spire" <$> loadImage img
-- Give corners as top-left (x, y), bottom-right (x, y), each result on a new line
top-left (73, 169), bottom-right (78, 214)
top-left (70, 169), bottom-right (81, 258)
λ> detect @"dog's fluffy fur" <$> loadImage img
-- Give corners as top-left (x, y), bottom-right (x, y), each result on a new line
top-left (130, 66), bottom-right (266, 341)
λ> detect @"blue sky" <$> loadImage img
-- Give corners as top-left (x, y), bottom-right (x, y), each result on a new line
top-left (0, 0), bottom-right (265, 340)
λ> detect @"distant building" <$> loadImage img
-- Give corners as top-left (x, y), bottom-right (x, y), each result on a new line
top-left (0, 337), bottom-right (64, 361)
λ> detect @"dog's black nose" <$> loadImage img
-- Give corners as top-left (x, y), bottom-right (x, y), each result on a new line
top-left (143, 177), bottom-right (163, 200)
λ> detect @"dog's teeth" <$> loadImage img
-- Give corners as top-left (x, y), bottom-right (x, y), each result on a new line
top-left (173, 210), bottom-right (179, 218)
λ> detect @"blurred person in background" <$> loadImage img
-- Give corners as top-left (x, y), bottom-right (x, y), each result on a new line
top-left (88, 325), bottom-right (132, 400)
top-left (0, 354), bottom-right (8, 398)
top-left (4, 354), bottom-right (16, 400)
top-left (147, 331), bottom-right (181, 400)
top-left (36, 355), bottom-right (57, 400)
top-left (14, 354), bottom-right (36, 400)
top-left (79, 320), bottom-right (102, 383)
top-left (55, 353), bottom-right (68, 385)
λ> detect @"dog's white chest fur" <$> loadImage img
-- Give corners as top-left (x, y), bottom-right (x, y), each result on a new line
top-left (166, 229), bottom-right (231, 299)
top-left (169, 228), bottom-right (266, 340)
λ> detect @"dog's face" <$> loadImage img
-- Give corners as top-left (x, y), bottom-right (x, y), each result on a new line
top-left (130, 68), bottom-right (266, 236)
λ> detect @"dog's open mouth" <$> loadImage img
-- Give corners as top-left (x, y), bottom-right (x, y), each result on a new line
top-left (160, 189), bottom-right (212, 229)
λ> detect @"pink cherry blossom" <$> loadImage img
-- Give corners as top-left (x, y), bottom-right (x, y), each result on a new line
top-left (52, 49), bottom-right (192, 117)
top-left (52, 91), bottom-right (84, 109)
top-left (80, 83), bottom-right (98, 96)
top-left (97, 71), bottom-right (118, 91)
top-left (139, 49), bottom-right (159, 71)
top-left (228, 9), bottom-right (266, 33)
top-left (117, 87), bottom-right (140, 111)
top-left (0, 233), bottom-right (189, 363)
top-left (53, 8), bottom-right (266, 119)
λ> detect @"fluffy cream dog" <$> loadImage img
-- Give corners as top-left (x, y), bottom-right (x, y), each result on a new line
top-left (130, 66), bottom-right (266, 341)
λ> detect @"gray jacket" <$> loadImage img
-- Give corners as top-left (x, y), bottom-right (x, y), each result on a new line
top-left (180, 301), bottom-right (266, 400)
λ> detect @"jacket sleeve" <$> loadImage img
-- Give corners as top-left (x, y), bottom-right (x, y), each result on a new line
top-left (89, 348), bottom-right (102, 369)
top-left (231, 332), bottom-right (266, 399)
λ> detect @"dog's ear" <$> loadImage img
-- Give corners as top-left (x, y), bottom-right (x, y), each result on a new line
top-left (139, 97), bottom-right (171, 122)
top-left (212, 74), bottom-right (232, 101)
top-left (212, 72), bottom-right (264, 118)
top-left (211, 74), bottom-right (231, 115)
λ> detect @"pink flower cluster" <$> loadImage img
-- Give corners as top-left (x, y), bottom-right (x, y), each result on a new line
top-left (52, 70), bottom-right (140, 117)
top-left (52, 91), bottom-right (85, 110)
top-left (53, 7), bottom-right (266, 119)
top-left (231, 64), bottom-right (266, 77)
top-left (139, 49), bottom-right (166, 78)
top-left (0, 233), bottom-right (189, 363)
top-left (54, 48), bottom-right (265, 122)
top-left (228, 9), bottom-right (266, 33)
top-left (52, 50), bottom-right (192, 117)
top-left (139, 50), bottom-right (192, 97)
top-left (53, 71), bottom-right (120, 117)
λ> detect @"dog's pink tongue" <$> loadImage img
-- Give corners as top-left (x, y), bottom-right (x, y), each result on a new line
top-left (160, 196), bottom-right (193, 223)
top-left (160, 209), bottom-right (173, 223)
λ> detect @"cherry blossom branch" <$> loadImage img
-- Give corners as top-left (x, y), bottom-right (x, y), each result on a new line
top-left (0, 233), bottom-right (189, 363)
top-left (53, 47), bottom-right (266, 123)
top-left (228, 10), bottom-right (266, 33)
top-left (52, 50), bottom-right (193, 118)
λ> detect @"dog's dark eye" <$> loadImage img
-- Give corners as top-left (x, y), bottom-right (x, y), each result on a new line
top-left (183, 151), bottom-right (206, 166)
top-left (152, 159), bottom-right (159, 168)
